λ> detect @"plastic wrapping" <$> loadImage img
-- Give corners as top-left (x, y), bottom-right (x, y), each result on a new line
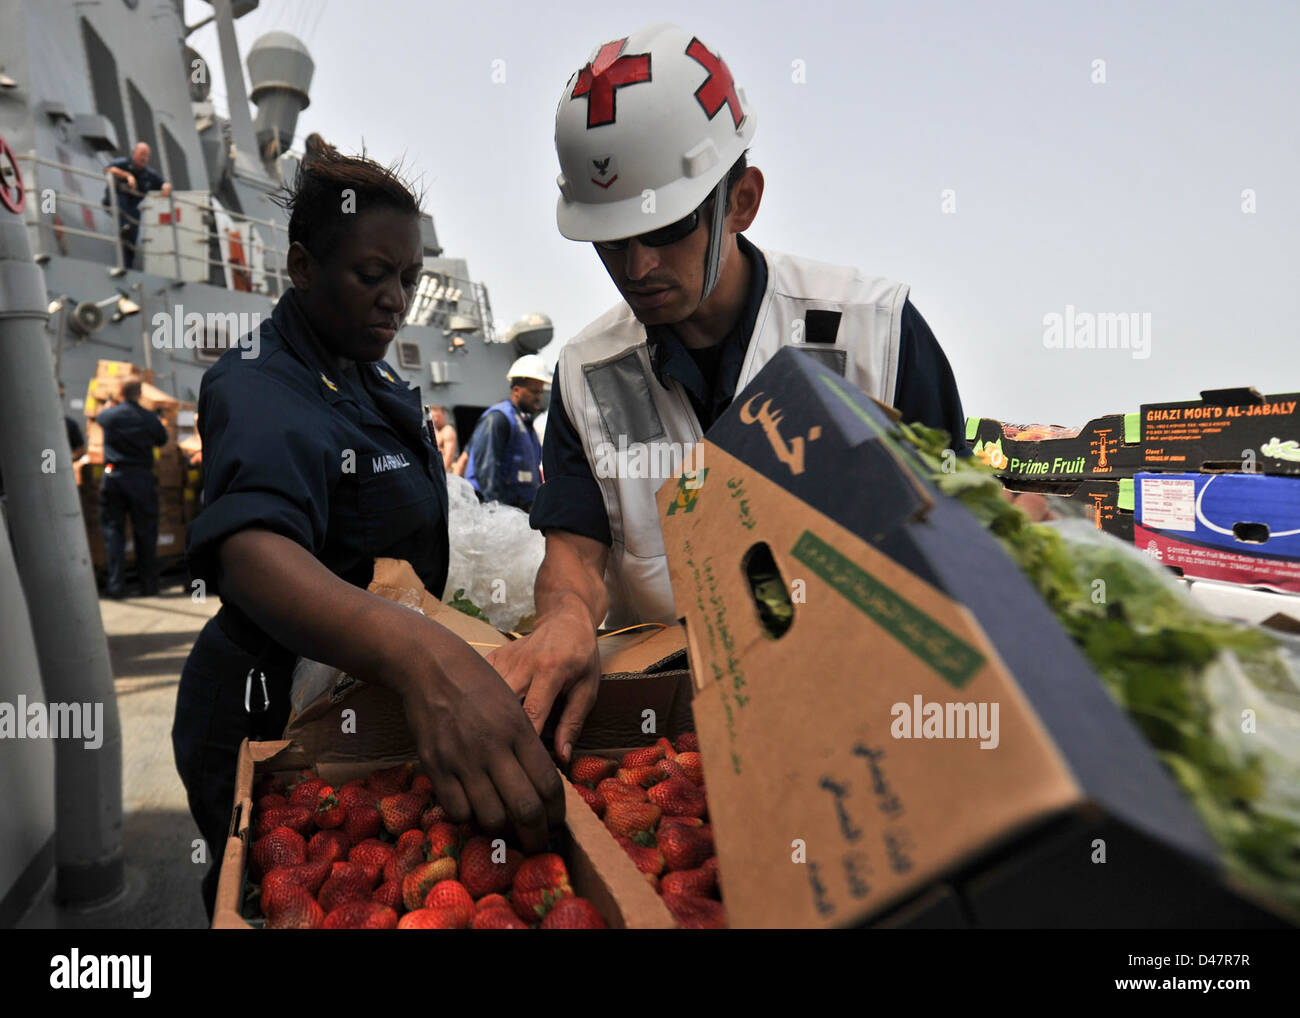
top-left (443, 474), bottom-right (544, 632)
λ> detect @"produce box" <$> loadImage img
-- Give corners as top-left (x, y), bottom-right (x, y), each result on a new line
top-left (1135, 472), bottom-right (1300, 593)
top-left (1139, 388), bottom-right (1300, 476)
top-left (657, 347), bottom-right (1287, 928)
top-left (212, 739), bottom-right (675, 929)
top-left (966, 413), bottom-right (1140, 479)
top-left (1001, 476), bottom-right (1134, 542)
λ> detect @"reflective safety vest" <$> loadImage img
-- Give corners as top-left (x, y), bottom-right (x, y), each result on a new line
top-left (557, 245), bottom-right (909, 628)
top-left (466, 398), bottom-right (542, 507)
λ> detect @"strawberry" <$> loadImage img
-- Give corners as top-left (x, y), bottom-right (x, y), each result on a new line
top-left (620, 745), bottom-right (666, 768)
top-left (661, 865), bottom-right (717, 898)
top-left (318, 862), bottom-right (374, 912)
top-left (403, 858), bottom-right (457, 911)
top-left (662, 893), bottom-right (726, 929)
top-left (384, 829), bottom-right (429, 883)
top-left (658, 815), bottom-right (704, 829)
top-left (342, 805), bottom-right (383, 843)
top-left (338, 784), bottom-right (378, 811)
top-left (422, 879), bottom-right (474, 928)
top-left (348, 838), bottom-right (395, 874)
top-left (371, 879), bottom-right (404, 911)
top-left (261, 858), bottom-right (331, 899)
top-left (378, 792), bottom-right (428, 836)
top-left (675, 751), bottom-right (705, 785)
top-left (424, 821), bottom-right (461, 861)
top-left (674, 733), bottom-right (700, 753)
top-left (315, 785), bottom-right (345, 829)
top-left (419, 804), bottom-right (450, 831)
top-left (603, 801), bottom-right (661, 842)
top-left (471, 907), bottom-right (529, 929)
top-left (250, 826), bottom-right (307, 881)
top-left (540, 897), bottom-right (606, 929)
top-left (647, 778), bottom-right (706, 818)
top-left (410, 774), bottom-right (435, 798)
top-left (657, 823), bottom-right (714, 871)
top-left (575, 785), bottom-right (606, 817)
top-left (398, 907), bottom-right (461, 929)
top-left (701, 855), bottom-right (720, 891)
top-left (288, 777), bottom-right (327, 809)
top-left (254, 806), bottom-right (312, 840)
top-left (654, 758), bottom-right (689, 784)
top-left (341, 777), bottom-right (368, 790)
top-left (655, 736), bottom-right (678, 761)
top-left (263, 885), bottom-right (324, 929)
top-left (474, 893), bottom-right (512, 912)
top-left (367, 762), bottom-right (415, 797)
top-left (614, 835), bottom-right (665, 877)
top-left (569, 755), bottom-right (617, 786)
top-left (458, 836), bottom-right (523, 899)
top-left (616, 765), bottom-right (664, 788)
top-left (307, 829), bottom-right (352, 865)
top-left (510, 853), bottom-right (572, 923)
top-left (596, 778), bottom-right (647, 804)
top-left (253, 773), bottom-right (288, 799)
top-left (256, 793), bottom-right (288, 812)
top-left (323, 901), bottom-right (398, 930)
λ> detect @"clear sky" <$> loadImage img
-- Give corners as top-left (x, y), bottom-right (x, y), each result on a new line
top-left (186, 0), bottom-right (1300, 425)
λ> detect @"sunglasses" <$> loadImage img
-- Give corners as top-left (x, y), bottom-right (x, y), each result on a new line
top-left (595, 194), bottom-right (715, 253)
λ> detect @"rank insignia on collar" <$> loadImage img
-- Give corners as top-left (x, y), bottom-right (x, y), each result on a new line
top-left (375, 365), bottom-right (396, 383)
top-left (320, 373), bottom-right (339, 392)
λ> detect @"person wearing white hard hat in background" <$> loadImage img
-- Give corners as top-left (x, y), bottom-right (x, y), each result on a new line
top-left (464, 354), bottom-right (549, 510)
top-left (489, 23), bottom-right (974, 762)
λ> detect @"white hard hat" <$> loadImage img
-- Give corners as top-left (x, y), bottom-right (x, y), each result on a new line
top-left (507, 354), bottom-right (551, 384)
top-left (554, 23), bottom-right (756, 245)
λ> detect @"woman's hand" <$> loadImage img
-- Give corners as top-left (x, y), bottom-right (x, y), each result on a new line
top-left (218, 529), bottom-right (565, 851)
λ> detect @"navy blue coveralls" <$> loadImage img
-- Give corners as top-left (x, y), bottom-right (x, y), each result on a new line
top-left (95, 399), bottom-right (168, 596)
top-left (465, 399), bottom-right (543, 510)
top-left (170, 291), bottom-right (449, 917)
top-left (102, 157), bottom-right (165, 269)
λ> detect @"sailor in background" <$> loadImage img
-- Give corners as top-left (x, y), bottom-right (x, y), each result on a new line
top-left (170, 147), bottom-right (562, 918)
top-left (464, 355), bottom-right (548, 511)
top-left (102, 141), bottom-right (171, 270)
top-left (96, 378), bottom-right (168, 598)
top-left (491, 24), bottom-right (971, 761)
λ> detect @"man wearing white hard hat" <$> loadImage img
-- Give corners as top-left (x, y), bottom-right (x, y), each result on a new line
top-left (464, 354), bottom-right (549, 510)
top-left (491, 24), bottom-right (969, 760)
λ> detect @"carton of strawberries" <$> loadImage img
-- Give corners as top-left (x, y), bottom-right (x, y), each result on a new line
top-left (567, 733), bottom-right (727, 930)
top-left (244, 760), bottom-right (607, 929)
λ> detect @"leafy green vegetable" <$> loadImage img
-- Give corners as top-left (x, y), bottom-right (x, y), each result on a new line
top-left (896, 423), bottom-right (1300, 916)
top-left (447, 588), bottom-right (489, 621)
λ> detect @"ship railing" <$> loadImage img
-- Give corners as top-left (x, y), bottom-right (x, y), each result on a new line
top-left (14, 151), bottom-right (290, 295)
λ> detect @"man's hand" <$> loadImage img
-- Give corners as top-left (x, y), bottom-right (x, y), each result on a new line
top-left (1001, 487), bottom-right (1056, 522)
top-left (489, 601), bottom-right (602, 765)
top-left (161, 181), bottom-right (172, 198)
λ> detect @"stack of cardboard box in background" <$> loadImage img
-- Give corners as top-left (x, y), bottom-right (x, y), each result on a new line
top-left (75, 359), bottom-right (202, 575)
top-left (967, 387), bottom-right (1300, 603)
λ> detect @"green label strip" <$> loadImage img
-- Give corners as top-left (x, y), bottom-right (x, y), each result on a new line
top-left (790, 529), bottom-right (985, 689)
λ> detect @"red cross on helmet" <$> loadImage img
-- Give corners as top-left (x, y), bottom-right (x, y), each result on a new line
top-left (554, 23), bottom-right (756, 247)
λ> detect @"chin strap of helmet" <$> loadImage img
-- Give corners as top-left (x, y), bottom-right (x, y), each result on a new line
top-left (698, 173), bottom-right (731, 305)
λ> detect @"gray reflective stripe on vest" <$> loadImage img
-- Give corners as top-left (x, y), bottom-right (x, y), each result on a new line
top-left (583, 350), bottom-right (666, 446)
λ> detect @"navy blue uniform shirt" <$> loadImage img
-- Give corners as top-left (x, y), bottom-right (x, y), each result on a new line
top-left (188, 289), bottom-right (449, 655)
top-left (96, 400), bottom-right (168, 467)
top-left (531, 235), bottom-right (969, 546)
top-left (103, 157), bottom-right (165, 219)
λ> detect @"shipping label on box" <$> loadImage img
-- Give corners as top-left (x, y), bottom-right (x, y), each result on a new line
top-left (1135, 472), bottom-right (1300, 593)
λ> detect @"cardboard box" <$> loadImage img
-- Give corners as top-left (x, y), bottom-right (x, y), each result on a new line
top-left (1002, 477), bottom-right (1134, 542)
top-left (212, 739), bottom-right (675, 929)
top-left (1139, 388), bottom-right (1300, 476)
top-left (1135, 472), bottom-right (1300, 593)
top-left (966, 413), bottom-right (1140, 479)
top-left (213, 557), bottom-right (676, 929)
top-left (657, 347), bottom-right (1286, 929)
